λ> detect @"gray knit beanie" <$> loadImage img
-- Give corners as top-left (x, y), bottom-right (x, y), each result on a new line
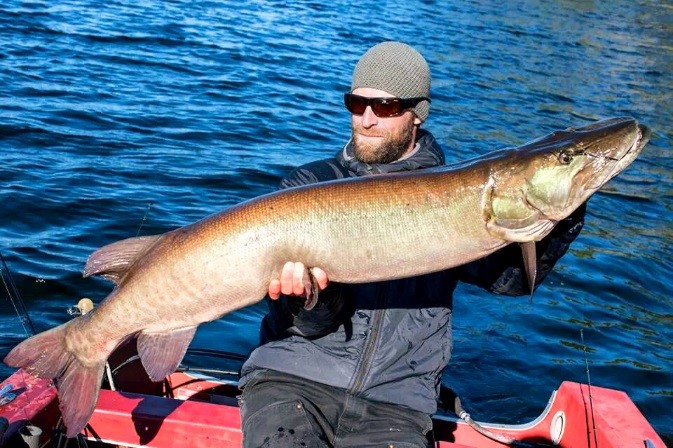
top-left (351, 41), bottom-right (431, 121)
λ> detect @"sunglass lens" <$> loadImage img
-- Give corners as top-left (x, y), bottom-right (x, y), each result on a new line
top-left (371, 98), bottom-right (402, 118)
top-left (344, 94), bottom-right (367, 115)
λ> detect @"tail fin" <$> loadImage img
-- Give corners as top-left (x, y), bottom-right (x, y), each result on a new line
top-left (4, 322), bottom-right (105, 438)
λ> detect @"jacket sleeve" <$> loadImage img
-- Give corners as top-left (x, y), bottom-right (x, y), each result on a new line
top-left (455, 202), bottom-right (587, 296)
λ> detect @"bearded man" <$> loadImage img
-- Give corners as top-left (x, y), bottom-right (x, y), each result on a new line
top-left (238, 41), bottom-right (586, 448)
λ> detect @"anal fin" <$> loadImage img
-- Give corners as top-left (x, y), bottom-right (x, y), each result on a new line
top-left (137, 327), bottom-right (197, 382)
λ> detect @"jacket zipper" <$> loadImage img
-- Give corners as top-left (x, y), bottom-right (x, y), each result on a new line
top-left (348, 305), bottom-right (385, 395)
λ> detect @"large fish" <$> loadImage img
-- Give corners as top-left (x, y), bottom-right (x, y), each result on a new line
top-left (4, 117), bottom-right (649, 437)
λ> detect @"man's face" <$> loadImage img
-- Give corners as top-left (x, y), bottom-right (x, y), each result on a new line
top-left (350, 87), bottom-right (421, 164)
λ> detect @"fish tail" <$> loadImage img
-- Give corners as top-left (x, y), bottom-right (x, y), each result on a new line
top-left (4, 322), bottom-right (105, 438)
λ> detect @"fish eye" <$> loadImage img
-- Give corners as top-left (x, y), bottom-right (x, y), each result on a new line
top-left (558, 150), bottom-right (574, 165)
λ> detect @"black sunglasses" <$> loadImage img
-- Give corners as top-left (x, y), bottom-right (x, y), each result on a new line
top-left (344, 93), bottom-right (429, 118)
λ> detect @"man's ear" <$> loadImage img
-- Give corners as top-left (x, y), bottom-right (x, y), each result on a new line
top-left (413, 116), bottom-right (422, 126)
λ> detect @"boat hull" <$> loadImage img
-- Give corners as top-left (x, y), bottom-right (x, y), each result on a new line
top-left (0, 365), bottom-right (665, 448)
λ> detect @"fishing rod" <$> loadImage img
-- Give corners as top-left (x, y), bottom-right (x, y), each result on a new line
top-left (0, 250), bottom-right (44, 445)
top-left (0, 251), bottom-right (36, 336)
top-left (136, 202), bottom-right (153, 237)
top-left (580, 329), bottom-right (599, 448)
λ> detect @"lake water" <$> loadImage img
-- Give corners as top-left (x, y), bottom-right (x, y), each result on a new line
top-left (1, 0), bottom-right (671, 443)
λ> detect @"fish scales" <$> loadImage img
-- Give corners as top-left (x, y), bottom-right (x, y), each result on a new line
top-left (4, 117), bottom-right (650, 437)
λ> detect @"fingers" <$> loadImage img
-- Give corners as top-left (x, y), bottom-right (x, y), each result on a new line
top-left (292, 262), bottom-right (307, 296)
top-left (268, 278), bottom-right (282, 300)
top-left (268, 262), bottom-right (330, 300)
top-left (310, 267), bottom-right (329, 290)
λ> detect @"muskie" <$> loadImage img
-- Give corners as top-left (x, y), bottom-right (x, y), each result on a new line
top-left (5, 117), bottom-right (649, 437)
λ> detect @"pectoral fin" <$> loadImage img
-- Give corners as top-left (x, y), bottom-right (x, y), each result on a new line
top-left (520, 241), bottom-right (537, 301)
top-left (137, 326), bottom-right (197, 382)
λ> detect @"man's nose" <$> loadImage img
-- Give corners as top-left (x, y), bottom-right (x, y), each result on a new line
top-left (360, 106), bottom-right (378, 128)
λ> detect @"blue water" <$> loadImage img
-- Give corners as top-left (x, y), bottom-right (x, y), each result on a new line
top-left (1, 0), bottom-right (671, 443)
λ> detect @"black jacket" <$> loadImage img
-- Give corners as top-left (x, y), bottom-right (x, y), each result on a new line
top-left (240, 130), bottom-right (585, 414)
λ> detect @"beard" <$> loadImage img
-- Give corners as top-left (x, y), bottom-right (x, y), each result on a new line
top-left (351, 118), bottom-right (415, 164)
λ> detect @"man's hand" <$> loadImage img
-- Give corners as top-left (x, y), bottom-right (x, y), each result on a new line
top-left (268, 262), bottom-right (329, 300)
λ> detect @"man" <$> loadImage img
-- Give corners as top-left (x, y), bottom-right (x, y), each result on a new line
top-left (238, 41), bottom-right (585, 448)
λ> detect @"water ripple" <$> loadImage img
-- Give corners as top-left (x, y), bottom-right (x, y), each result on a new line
top-left (0, 0), bottom-right (671, 442)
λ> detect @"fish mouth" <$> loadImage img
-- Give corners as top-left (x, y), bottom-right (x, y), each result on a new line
top-left (586, 123), bottom-right (649, 191)
top-left (637, 123), bottom-right (652, 147)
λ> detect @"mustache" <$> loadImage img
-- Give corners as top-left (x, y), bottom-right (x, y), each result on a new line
top-left (352, 125), bottom-right (390, 139)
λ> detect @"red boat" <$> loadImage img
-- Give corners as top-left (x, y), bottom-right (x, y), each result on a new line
top-left (0, 344), bottom-right (665, 448)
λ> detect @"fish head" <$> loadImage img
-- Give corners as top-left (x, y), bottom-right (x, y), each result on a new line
top-left (516, 117), bottom-right (650, 221)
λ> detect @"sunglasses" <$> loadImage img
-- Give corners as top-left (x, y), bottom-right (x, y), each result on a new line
top-left (344, 93), bottom-right (429, 118)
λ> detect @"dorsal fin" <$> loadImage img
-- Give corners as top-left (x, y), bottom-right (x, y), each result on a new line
top-left (83, 235), bottom-right (162, 284)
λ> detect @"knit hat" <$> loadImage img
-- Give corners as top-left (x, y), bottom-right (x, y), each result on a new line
top-left (351, 41), bottom-right (431, 121)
